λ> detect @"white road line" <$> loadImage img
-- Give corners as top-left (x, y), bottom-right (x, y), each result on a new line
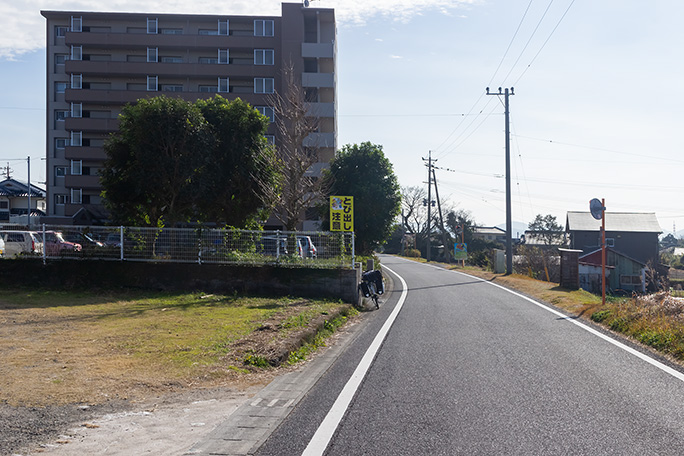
top-left (301, 266), bottom-right (408, 456)
top-left (446, 267), bottom-right (684, 383)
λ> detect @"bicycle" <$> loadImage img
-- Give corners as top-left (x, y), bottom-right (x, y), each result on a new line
top-left (359, 269), bottom-right (385, 309)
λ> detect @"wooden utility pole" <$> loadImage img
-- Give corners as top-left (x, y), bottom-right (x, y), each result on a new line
top-left (422, 151), bottom-right (435, 262)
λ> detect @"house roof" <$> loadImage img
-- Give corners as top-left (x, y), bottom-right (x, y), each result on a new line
top-left (0, 179), bottom-right (46, 198)
top-left (566, 211), bottom-right (661, 233)
top-left (474, 226), bottom-right (506, 235)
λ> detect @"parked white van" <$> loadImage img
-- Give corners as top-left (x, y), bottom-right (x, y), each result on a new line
top-left (0, 236), bottom-right (5, 258)
top-left (0, 231), bottom-right (43, 257)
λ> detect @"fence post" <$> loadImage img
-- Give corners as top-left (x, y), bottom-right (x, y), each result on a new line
top-left (42, 223), bottom-right (46, 265)
top-left (119, 226), bottom-right (124, 261)
top-left (351, 233), bottom-right (355, 269)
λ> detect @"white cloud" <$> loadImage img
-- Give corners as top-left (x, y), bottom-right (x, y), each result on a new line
top-left (390, 55), bottom-right (403, 59)
top-left (0, 0), bottom-right (476, 58)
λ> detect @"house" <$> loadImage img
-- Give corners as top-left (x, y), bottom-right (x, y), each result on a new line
top-left (42, 3), bottom-right (337, 229)
top-left (0, 178), bottom-right (46, 225)
top-left (579, 247), bottom-right (646, 294)
top-left (566, 211), bottom-right (661, 266)
top-left (473, 226), bottom-right (506, 244)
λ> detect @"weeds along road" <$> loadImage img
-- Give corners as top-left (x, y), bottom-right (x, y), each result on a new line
top-left (255, 255), bottom-right (684, 456)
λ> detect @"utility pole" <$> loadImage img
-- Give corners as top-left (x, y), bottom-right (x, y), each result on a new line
top-left (422, 151), bottom-right (435, 262)
top-left (27, 156), bottom-right (31, 229)
top-left (486, 87), bottom-right (514, 275)
top-left (432, 168), bottom-right (450, 262)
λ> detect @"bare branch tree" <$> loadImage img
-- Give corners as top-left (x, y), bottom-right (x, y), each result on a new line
top-left (264, 62), bottom-right (328, 231)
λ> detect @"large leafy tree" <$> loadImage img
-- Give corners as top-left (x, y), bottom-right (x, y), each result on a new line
top-left (528, 213), bottom-right (564, 246)
top-left (101, 95), bottom-right (279, 227)
top-left (195, 96), bottom-right (280, 227)
top-left (322, 142), bottom-right (401, 254)
top-left (101, 96), bottom-right (211, 226)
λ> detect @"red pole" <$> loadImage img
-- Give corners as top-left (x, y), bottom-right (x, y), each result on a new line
top-left (602, 198), bottom-right (606, 306)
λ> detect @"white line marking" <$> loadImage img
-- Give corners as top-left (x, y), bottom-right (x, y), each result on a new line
top-left (268, 399), bottom-right (280, 407)
top-left (301, 266), bottom-right (408, 456)
top-left (447, 267), bottom-right (684, 383)
top-left (251, 398), bottom-right (263, 407)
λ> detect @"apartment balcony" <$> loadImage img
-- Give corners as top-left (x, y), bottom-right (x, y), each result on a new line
top-left (65, 31), bottom-right (274, 51)
top-left (303, 132), bottom-right (335, 148)
top-left (66, 88), bottom-right (270, 107)
top-left (302, 42), bottom-right (334, 59)
top-left (65, 60), bottom-right (277, 78)
top-left (306, 102), bottom-right (335, 118)
top-left (65, 175), bottom-right (101, 189)
top-left (302, 72), bottom-right (334, 88)
top-left (65, 146), bottom-right (107, 161)
top-left (65, 117), bottom-right (119, 133)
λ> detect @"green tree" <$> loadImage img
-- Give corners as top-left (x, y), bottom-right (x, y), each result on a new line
top-left (528, 213), bottom-right (565, 246)
top-left (195, 96), bottom-right (280, 228)
top-left (101, 95), bottom-right (279, 228)
top-left (101, 96), bottom-right (211, 226)
top-left (322, 142), bottom-right (401, 254)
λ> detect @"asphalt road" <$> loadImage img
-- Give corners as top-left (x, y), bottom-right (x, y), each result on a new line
top-left (255, 255), bottom-right (684, 455)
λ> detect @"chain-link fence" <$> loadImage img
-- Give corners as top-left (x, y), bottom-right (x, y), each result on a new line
top-left (3, 225), bottom-right (355, 268)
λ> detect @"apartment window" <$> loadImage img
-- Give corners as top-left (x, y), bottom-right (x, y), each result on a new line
top-left (71, 16), bottom-right (82, 33)
top-left (55, 82), bottom-right (68, 94)
top-left (71, 103), bottom-right (82, 118)
top-left (254, 20), bottom-right (274, 37)
top-left (55, 166), bottom-right (67, 178)
top-left (199, 85), bottom-right (218, 93)
top-left (199, 29), bottom-right (218, 36)
top-left (147, 76), bottom-right (158, 91)
top-left (161, 56), bottom-right (183, 63)
top-left (71, 160), bottom-right (82, 175)
top-left (254, 78), bottom-right (274, 94)
top-left (255, 106), bottom-right (274, 123)
top-left (55, 194), bottom-right (67, 206)
top-left (71, 45), bottom-right (82, 61)
top-left (56, 26), bottom-right (69, 38)
top-left (147, 47), bottom-right (158, 62)
top-left (55, 54), bottom-right (68, 65)
top-left (254, 49), bottom-right (274, 65)
top-left (55, 138), bottom-right (68, 150)
top-left (71, 189), bottom-right (82, 205)
top-left (218, 20), bottom-right (229, 36)
top-left (55, 110), bottom-right (68, 121)
top-left (218, 77), bottom-right (229, 93)
top-left (161, 28), bottom-right (182, 35)
top-left (162, 84), bottom-right (183, 92)
top-left (147, 18), bottom-right (158, 34)
top-left (71, 74), bottom-right (82, 89)
top-left (199, 57), bottom-right (218, 64)
top-left (218, 49), bottom-right (229, 64)
top-left (71, 131), bottom-right (82, 147)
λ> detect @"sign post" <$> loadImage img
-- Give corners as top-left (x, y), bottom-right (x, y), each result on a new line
top-left (590, 198), bottom-right (606, 305)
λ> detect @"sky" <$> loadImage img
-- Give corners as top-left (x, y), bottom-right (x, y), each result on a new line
top-left (1, 0), bottom-right (683, 234)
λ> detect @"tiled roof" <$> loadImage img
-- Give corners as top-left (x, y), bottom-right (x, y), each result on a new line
top-left (566, 211), bottom-right (661, 233)
top-left (0, 179), bottom-right (46, 198)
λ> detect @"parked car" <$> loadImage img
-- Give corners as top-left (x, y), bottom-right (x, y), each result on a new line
top-left (257, 236), bottom-right (288, 258)
top-left (43, 231), bottom-right (82, 255)
top-left (0, 230), bottom-right (43, 257)
top-left (297, 236), bottom-right (317, 258)
top-left (63, 231), bottom-right (105, 249)
top-left (0, 236), bottom-right (5, 258)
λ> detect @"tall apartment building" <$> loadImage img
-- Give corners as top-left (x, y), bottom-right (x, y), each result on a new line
top-left (42, 2), bottom-right (336, 229)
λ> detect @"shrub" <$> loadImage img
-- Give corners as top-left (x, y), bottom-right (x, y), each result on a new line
top-left (404, 248), bottom-right (421, 258)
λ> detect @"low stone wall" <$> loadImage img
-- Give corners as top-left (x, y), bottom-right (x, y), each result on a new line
top-left (0, 259), bottom-right (361, 304)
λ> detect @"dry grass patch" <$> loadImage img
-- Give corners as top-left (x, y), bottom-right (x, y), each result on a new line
top-left (0, 289), bottom-right (353, 407)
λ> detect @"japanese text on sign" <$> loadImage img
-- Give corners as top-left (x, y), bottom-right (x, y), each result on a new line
top-left (330, 196), bottom-right (354, 232)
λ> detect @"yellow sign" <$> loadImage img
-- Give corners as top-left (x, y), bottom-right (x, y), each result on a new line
top-left (330, 196), bottom-right (354, 232)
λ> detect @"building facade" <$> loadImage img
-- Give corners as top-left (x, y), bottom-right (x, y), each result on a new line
top-left (42, 3), bottom-right (336, 227)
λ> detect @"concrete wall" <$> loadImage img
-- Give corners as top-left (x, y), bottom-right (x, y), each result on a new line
top-left (0, 259), bottom-right (360, 304)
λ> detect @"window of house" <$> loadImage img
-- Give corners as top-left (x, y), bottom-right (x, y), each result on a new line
top-left (55, 110), bottom-right (68, 122)
top-left (71, 16), bottom-right (82, 33)
top-left (55, 166), bottom-right (67, 178)
top-left (254, 20), bottom-right (274, 37)
top-left (71, 160), bottom-right (82, 175)
top-left (71, 131), bottom-right (82, 147)
top-left (56, 26), bottom-right (69, 38)
top-left (304, 58), bottom-right (318, 72)
top-left (71, 103), bottom-right (82, 118)
top-left (147, 76), bottom-right (158, 91)
top-left (55, 138), bottom-right (68, 150)
top-left (218, 20), bottom-right (229, 36)
top-left (71, 188), bottom-right (82, 205)
top-left (255, 106), bottom-right (274, 122)
top-left (55, 54), bottom-right (68, 67)
top-left (55, 194), bottom-right (67, 205)
top-left (71, 74), bottom-right (82, 89)
top-left (0, 201), bottom-right (8, 209)
top-left (55, 82), bottom-right (68, 94)
top-left (254, 49), bottom-right (274, 65)
top-left (147, 47), bottom-right (158, 62)
top-left (254, 77), bottom-right (274, 94)
top-left (71, 45), bottom-right (82, 61)
top-left (218, 77), bottom-right (229, 93)
top-left (218, 49), bottom-right (229, 64)
top-left (620, 275), bottom-right (643, 286)
top-left (147, 18), bottom-right (158, 34)
top-left (606, 238), bottom-right (615, 247)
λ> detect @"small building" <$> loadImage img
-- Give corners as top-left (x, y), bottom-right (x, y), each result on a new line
top-left (579, 247), bottom-right (646, 294)
top-left (473, 226), bottom-right (506, 244)
top-left (566, 211), bottom-right (661, 266)
top-left (0, 178), bottom-right (46, 226)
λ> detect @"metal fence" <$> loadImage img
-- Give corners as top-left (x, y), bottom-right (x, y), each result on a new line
top-left (7, 225), bottom-right (355, 269)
